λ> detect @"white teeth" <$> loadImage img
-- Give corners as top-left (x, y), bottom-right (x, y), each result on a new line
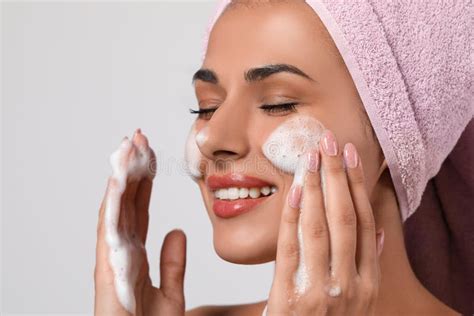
top-left (239, 188), bottom-right (249, 199)
top-left (261, 186), bottom-right (271, 196)
top-left (249, 187), bottom-right (261, 199)
top-left (219, 188), bottom-right (228, 199)
top-left (228, 187), bottom-right (239, 200)
top-left (214, 186), bottom-right (277, 200)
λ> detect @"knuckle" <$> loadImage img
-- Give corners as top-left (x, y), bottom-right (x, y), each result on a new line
top-left (305, 174), bottom-right (322, 191)
top-left (348, 168), bottom-right (366, 185)
top-left (303, 222), bottom-right (328, 239)
top-left (337, 208), bottom-right (357, 226)
top-left (343, 286), bottom-right (356, 301)
top-left (324, 159), bottom-right (346, 175)
top-left (161, 260), bottom-right (185, 276)
top-left (298, 293), bottom-right (328, 313)
top-left (279, 241), bottom-right (300, 257)
top-left (358, 216), bottom-right (376, 233)
top-left (282, 210), bottom-right (299, 225)
top-left (360, 282), bottom-right (379, 303)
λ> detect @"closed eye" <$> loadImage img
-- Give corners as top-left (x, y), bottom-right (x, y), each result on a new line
top-left (189, 107), bottom-right (217, 120)
top-left (259, 102), bottom-right (298, 115)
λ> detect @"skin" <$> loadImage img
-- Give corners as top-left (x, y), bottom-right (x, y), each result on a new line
top-left (94, 1), bottom-right (460, 315)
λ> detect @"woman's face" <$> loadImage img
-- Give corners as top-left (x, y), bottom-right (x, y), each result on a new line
top-left (190, 1), bottom-right (384, 264)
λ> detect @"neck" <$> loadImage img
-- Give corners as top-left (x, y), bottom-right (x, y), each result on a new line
top-left (372, 170), bottom-right (457, 315)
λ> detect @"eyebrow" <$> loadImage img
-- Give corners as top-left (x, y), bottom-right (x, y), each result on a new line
top-left (192, 63), bottom-right (316, 85)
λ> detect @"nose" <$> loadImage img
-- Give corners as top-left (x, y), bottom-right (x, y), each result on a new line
top-left (196, 99), bottom-right (250, 163)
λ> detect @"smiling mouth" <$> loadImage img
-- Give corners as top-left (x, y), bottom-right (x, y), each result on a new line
top-left (206, 174), bottom-right (278, 219)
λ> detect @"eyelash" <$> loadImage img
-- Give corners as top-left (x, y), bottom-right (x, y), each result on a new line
top-left (189, 102), bottom-right (298, 119)
top-left (259, 102), bottom-right (298, 114)
top-left (189, 107), bottom-right (217, 120)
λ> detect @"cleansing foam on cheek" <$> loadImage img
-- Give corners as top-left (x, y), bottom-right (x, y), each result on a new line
top-left (184, 123), bottom-right (204, 180)
top-left (262, 115), bottom-right (328, 203)
top-left (262, 115), bottom-right (325, 174)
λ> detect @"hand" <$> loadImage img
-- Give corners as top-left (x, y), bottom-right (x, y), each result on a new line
top-left (266, 130), bottom-right (385, 315)
top-left (94, 129), bottom-right (187, 316)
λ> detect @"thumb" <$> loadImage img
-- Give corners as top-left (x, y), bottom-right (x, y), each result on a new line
top-left (159, 229), bottom-right (187, 306)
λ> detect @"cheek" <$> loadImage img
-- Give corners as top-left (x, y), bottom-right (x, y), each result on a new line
top-left (262, 115), bottom-right (326, 175)
top-left (184, 123), bottom-right (202, 180)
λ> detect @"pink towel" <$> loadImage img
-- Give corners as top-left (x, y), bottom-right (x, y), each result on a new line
top-left (200, 0), bottom-right (473, 313)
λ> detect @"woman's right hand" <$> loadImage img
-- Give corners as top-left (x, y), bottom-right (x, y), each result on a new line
top-left (94, 129), bottom-right (187, 316)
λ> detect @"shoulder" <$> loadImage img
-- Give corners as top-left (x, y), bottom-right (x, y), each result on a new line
top-left (186, 301), bottom-right (267, 316)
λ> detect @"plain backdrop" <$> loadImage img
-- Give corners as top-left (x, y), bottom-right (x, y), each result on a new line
top-left (1, 1), bottom-right (274, 314)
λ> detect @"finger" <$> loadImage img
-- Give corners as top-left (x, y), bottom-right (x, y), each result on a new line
top-left (301, 149), bottom-right (330, 282)
top-left (96, 177), bottom-right (121, 285)
top-left (319, 130), bottom-right (357, 277)
top-left (343, 143), bottom-right (377, 280)
top-left (96, 137), bottom-right (134, 282)
top-left (132, 130), bottom-right (156, 245)
top-left (120, 180), bottom-right (139, 238)
top-left (270, 175), bottom-right (302, 312)
top-left (135, 178), bottom-right (153, 244)
top-left (160, 229), bottom-right (187, 306)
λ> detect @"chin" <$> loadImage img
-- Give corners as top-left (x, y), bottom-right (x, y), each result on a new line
top-left (212, 226), bottom-right (278, 264)
top-left (210, 204), bottom-right (281, 264)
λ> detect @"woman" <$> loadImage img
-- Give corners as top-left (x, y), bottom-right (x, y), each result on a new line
top-left (94, 0), bottom-right (472, 315)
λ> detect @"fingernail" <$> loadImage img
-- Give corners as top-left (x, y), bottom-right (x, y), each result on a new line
top-left (307, 150), bottom-right (320, 173)
top-left (322, 130), bottom-right (338, 156)
top-left (343, 143), bottom-right (359, 169)
top-left (376, 228), bottom-right (385, 257)
top-left (288, 184), bottom-right (302, 209)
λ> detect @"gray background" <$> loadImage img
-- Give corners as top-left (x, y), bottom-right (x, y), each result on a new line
top-left (1, 1), bottom-right (274, 314)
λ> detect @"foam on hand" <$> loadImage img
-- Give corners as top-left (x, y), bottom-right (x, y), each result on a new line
top-left (184, 123), bottom-right (204, 181)
top-left (262, 115), bottom-right (327, 296)
top-left (104, 129), bottom-right (156, 314)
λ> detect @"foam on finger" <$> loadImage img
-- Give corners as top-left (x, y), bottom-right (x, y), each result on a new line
top-left (104, 129), bottom-right (156, 313)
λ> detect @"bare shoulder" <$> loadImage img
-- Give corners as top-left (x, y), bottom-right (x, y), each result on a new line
top-left (186, 300), bottom-right (266, 316)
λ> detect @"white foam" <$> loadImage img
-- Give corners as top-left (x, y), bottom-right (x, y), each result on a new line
top-left (262, 115), bottom-right (327, 296)
top-left (195, 125), bottom-right (209, 147)
top-left (184, 123), bottom-right (203, 180)
top-left (262, 115), bottom-right (325, 174)
top-left (104, 132), bottom-right (155, 313)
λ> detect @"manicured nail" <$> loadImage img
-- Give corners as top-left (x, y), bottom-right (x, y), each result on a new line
top-left (288, 185), bottom-right (302, 209)
top-left (376, 228), bottom-right (385, 257)
top-left (322, 130), bottom-right (338, 156)
top-left (343, 143), bottom-right (359, 168)
top-left (307, 150), bottom-right (320, 172)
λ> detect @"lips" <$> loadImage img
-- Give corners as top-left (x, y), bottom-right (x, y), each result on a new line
top-left (206, 173), bottom-right (277, 218)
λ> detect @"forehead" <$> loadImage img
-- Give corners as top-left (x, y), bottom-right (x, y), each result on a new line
top-left (203, 1), bottom-right (336, 81)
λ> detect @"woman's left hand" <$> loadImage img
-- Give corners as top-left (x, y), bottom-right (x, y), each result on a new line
top-left (266, 130), bottom-right (385, 315)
